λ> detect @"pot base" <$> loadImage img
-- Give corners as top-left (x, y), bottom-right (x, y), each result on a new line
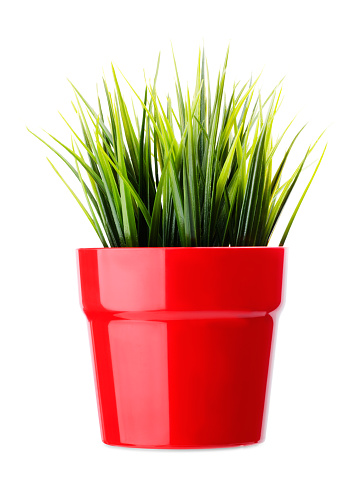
top-left (88, 314), bottom-right (274, 449)
top-left (102, 439), bottom-right (263, 449)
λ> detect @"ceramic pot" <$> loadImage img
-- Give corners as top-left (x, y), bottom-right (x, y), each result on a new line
top-left (77, 247), bottom-right (285, 448)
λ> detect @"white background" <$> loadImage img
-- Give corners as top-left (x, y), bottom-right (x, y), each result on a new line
top-left (1, 0), bottom-right (360, 476)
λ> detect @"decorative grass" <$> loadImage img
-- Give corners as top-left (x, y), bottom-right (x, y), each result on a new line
top-left (30, 49), bottom-right (326, 247)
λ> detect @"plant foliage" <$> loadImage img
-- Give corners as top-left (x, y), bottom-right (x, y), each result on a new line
top-left (31, 49), bottom-right (326, 247)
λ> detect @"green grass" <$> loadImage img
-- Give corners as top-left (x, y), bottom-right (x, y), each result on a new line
top-left (30, 49), bottom-right (326, 247)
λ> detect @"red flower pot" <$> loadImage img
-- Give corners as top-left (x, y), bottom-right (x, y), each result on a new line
top-left (77, 247), bottom-right (285, 448)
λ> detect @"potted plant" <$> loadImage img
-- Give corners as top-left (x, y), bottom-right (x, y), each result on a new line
top-left (31, 49), bottom-right (326, 448)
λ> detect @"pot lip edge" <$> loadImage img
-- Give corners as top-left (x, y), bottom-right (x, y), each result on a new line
top-left (76, 246), bottom-right (287, 251)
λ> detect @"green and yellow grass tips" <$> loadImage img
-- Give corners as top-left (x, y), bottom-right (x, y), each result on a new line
top-left (31, 49), bottom-right (326, 247)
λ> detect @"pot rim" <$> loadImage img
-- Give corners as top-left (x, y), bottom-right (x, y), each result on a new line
top-left (77, 246), bottom-right (286, 251)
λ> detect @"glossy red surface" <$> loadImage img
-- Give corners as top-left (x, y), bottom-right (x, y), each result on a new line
top-left (77, 247), bottom-right (286, 448)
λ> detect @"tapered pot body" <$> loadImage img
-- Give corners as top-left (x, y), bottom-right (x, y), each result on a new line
top-left (77, 247), bottom-right (286, 448)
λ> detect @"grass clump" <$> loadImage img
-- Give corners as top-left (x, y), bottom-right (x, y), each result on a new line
top-left (31, 49), bottom-right (326, 247)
